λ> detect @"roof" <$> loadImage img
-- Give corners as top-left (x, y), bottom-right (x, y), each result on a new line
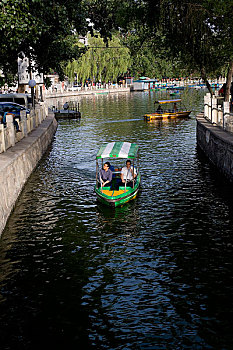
top-left (96, 142), bottom-right (139, 159)
top-left (155, 99), bottom-right (181, 104)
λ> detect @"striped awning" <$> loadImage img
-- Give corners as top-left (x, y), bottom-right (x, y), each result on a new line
top-left (155, 99), bottom-right (181, 104)
top-left (96, 142), bottom-right (139, 159)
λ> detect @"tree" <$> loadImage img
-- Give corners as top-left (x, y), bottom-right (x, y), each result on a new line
top-left (143, 0), bottom-right (233, 98)
top-left (87, 0), bottom-right (233, 98)
top-left (0, 0), bottom-right (88, 84)
top-left (154, 0), bottom-right (233, 96)
top-left (65, 33), bottom-right (131, 83)
top-left (124, 30), bottom-right (190, 79)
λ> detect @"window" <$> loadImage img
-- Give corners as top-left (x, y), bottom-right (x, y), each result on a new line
top-left (14, 98), bottom-right (26, 105)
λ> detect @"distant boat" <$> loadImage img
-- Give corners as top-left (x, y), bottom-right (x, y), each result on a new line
top-left (54, 109), bottom-right (81, 119)
top-left (167, 86), bottom-right (185, 91)
top-left (144, 99), bottom-right (191, 121)
top-left (170, 91), bottom-right (180, 96)
top-left (94, 91), bottom-right (109, 95)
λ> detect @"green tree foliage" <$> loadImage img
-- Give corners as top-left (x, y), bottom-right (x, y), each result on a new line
top-left (157, 0), bottom-right (233, 96)
top-left (87, 0), bottom-right (233, 95)
top-left (0, 0), bottom-right (87, 84)
top-left (124, 30), bottom-right (190, 79)
top-left (65, 33), bottom-right (131, 83)
top-left (1, 0), bottom-right (233, 95)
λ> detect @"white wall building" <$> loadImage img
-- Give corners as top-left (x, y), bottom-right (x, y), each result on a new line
top-left (18, 56), bottom-right (43, 85)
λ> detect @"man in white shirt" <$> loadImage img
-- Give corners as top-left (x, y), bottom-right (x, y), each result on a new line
top-left (120, 159), bottom-right (137, 187)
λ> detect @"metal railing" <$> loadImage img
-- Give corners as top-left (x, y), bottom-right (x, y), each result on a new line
top-left (44, 82), bottom-right (127, 95)
top-left (203, 93), bottom-right (233, 132)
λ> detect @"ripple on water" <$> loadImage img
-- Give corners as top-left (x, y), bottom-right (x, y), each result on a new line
top-left (1, 91), bottom-right (233, 349)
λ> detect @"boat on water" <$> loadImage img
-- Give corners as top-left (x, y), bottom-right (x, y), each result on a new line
top-left (94, 90), bottom-right (109, 95)
top-left (170, 91), bottom-right (180, 96)
top-left (54, 109), bottom-right (81, 119)
top-left (95, 142), bottom-right (141, 207)
top-left (144, 99), bottom-right (191, 121)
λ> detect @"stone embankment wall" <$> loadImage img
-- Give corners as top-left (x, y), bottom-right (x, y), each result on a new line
top-left (196, 114), bottom-right (233, 182)
top-left (0, 111), bottom-right (57, 236)
top-left (45, 86), bottom-right (130, 99)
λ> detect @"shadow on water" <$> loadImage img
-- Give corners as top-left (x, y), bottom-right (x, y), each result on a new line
top-left (196, 145), bottom-right (233, 205)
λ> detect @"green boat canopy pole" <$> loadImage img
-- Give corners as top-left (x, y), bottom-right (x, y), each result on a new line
top-left (96, 159), bottom-right (98, 187)
top-left (133, 159), bottom-right (135, 189)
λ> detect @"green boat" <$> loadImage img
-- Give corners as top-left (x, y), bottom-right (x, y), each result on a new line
top-left (95, 142), bottom-right (141, 207)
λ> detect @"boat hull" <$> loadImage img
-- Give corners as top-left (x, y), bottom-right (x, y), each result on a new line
top-left (95, 178), bottom-right (140, 207)
top-left (144, 111), bottom-right (191, 121)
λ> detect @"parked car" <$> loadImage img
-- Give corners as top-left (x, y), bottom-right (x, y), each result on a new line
top-left (0, 102), bottom-right (30, 119)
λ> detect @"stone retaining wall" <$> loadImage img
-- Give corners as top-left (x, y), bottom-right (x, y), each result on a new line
top-left (45, 86), bottom-right (130, 98)
top-left (196, 114), bottom-right (233, 182)
top-left (0, 112), bottom-right (57, 236)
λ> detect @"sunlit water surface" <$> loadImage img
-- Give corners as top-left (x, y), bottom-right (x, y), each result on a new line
top-left (1, 90), bottom-right (233, 349)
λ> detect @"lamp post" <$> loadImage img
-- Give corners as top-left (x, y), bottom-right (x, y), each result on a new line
top-left (28, 79), bottom-right (36, 109)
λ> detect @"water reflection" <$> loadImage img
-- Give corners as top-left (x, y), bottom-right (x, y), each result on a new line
top-left (1, 90), bottom-right (233, 349)
top-left (96, 199), bottom-right (140, 232)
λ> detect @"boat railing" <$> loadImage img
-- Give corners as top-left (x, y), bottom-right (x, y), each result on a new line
top-left (96, 167), bottom-right (122, 188)
top-left (156, 108), bottom-right (179, 114)
top-left (96, 165), bottom-right (138, 190)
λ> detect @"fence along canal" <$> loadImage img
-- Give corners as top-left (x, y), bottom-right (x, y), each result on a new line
top-left (0, 103), bottom-right (47, 153)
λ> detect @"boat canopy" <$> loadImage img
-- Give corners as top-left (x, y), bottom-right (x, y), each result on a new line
top-left (154, 99), bottom-right (181, 104)
top-left (96, 142), bottom-right (139, 159)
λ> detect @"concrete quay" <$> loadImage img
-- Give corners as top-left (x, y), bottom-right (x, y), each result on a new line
top-left (196, 113), bottom-right (233, 182)
top-left (0, 112), bottom-right (57, 236)
top-left (45, 86), bottom-right (130, 99)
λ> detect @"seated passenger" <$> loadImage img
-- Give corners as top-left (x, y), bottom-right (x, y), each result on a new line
top-left (156, 105), bottom-right (163, 113)
top-left (119, 159), bottom-right (137, 188)
top-left (99, 161), bottom-right (112, 189)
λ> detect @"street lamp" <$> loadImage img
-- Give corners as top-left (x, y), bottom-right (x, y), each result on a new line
top-left (28, 79), bottom-right (36, 108)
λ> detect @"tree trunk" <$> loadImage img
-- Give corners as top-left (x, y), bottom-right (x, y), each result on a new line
top-left (225, 60), bottom-right (233, 102)
top-left (201, 67), bottom-right (213, 95)
top-left (18, 84), bottom-right (26, 93)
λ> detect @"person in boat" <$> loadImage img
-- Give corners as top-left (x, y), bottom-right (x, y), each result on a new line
top-left (156, 104), bottom-right (163, 113)
top-left (99, 161), bottom-right (113, 188)
top-left (120, 159), bottom-right (137, 188)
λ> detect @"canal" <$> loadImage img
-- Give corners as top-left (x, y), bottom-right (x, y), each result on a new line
top-left (1, 90), bottom-right (233, 349)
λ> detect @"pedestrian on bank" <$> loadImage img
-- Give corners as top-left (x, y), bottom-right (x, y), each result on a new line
top-left (63, 102), bottom-right (69, 110)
